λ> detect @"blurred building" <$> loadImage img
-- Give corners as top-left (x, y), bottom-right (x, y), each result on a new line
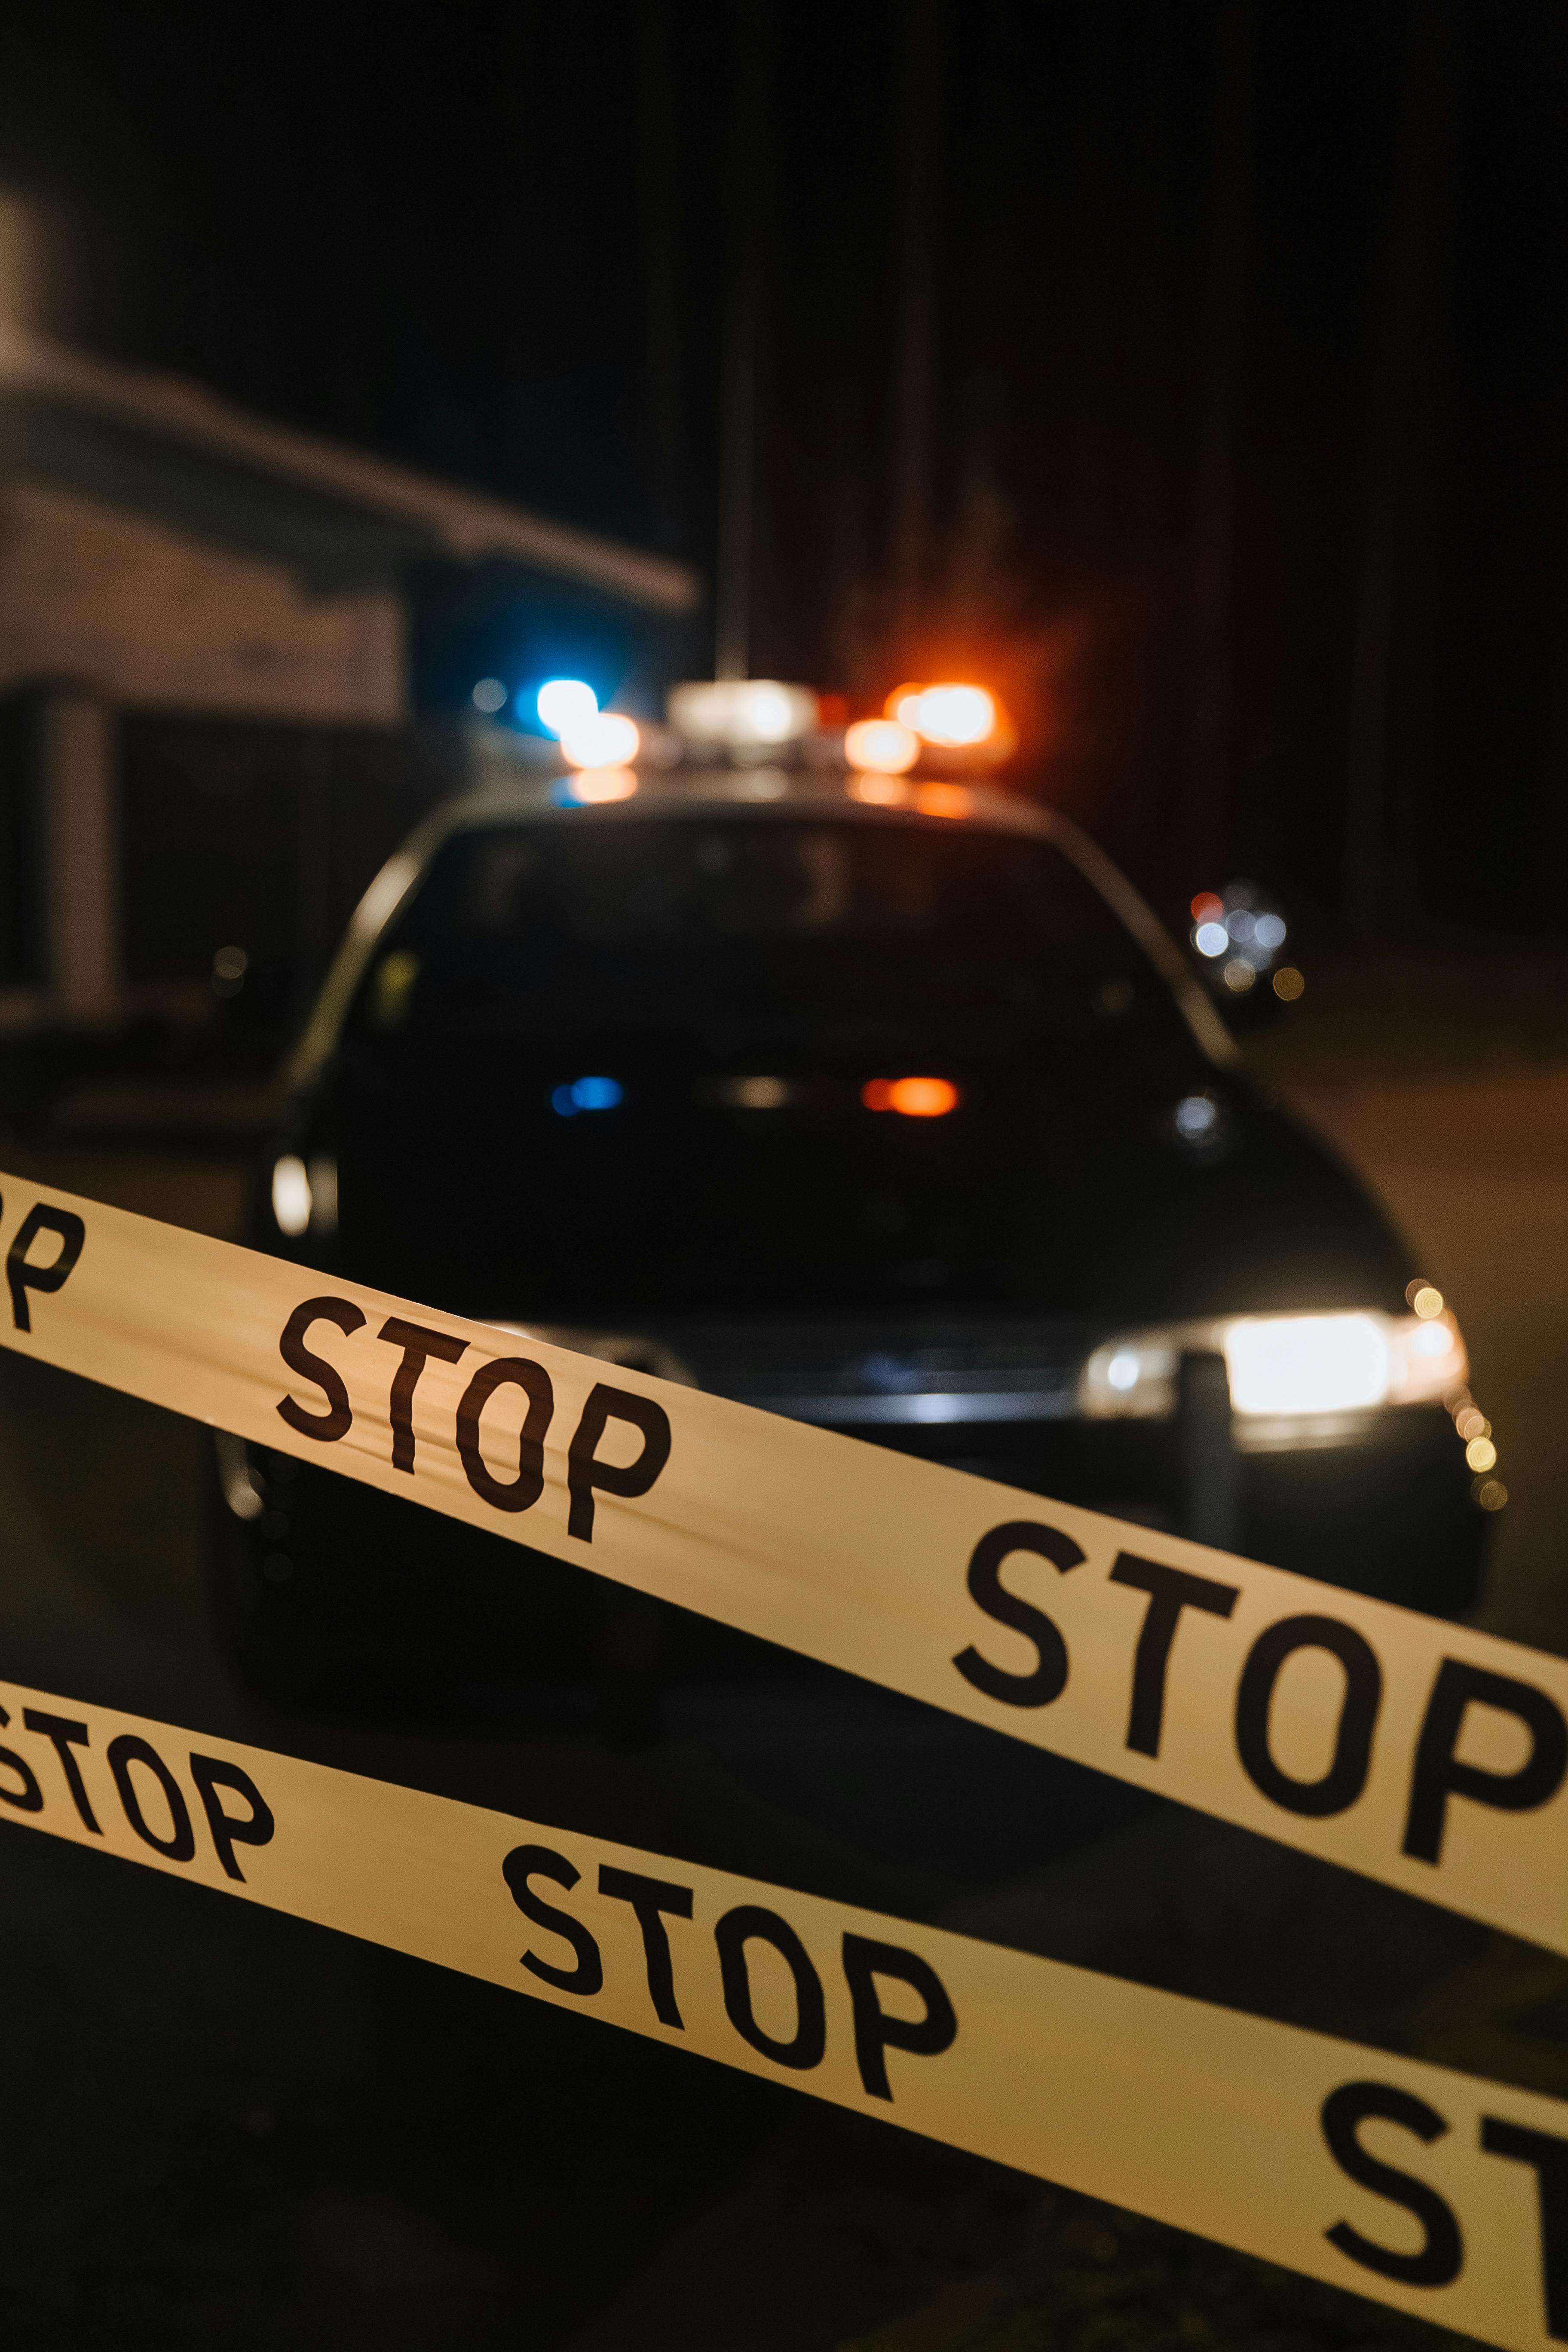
top-left (0, 205), bottom-right (697, 1027)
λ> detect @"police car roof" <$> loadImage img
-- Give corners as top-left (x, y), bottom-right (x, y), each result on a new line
top-left (446, 760), bottom-right (1054, 839)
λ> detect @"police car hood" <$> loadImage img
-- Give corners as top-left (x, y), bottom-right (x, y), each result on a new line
top-left (318, 1045), bottom-right (1409, 1332)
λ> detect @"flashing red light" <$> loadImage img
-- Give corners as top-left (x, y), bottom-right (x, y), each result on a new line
top-left (1191, 891), bottom-right (1224, 923)
top-left (862, 1076), bottom-right (960, 1118)
top-left (914, 782), bottom-right (973, 820)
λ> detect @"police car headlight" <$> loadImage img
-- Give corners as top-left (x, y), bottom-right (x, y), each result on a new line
top-left (1079, 1310), bottom-right (1467, 1420)
top-left (1224, 1314), bottom-right (1390, 1415)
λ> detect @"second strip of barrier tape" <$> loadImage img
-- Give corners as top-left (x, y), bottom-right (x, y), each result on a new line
top-left (0, 1675), bottom-right (1563, 2351)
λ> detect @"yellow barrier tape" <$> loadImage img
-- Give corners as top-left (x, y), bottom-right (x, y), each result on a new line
top-left (0, 1673), bottom-right (1563, 2349)
top-left (2, 1170), bottom-right (1565, 1962)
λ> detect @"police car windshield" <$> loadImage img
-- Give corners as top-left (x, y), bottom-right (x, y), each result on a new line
top-left (343, 813), bottom-right (1182, 1065)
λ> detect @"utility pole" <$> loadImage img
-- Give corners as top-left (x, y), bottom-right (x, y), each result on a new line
top-left (714, 0), bottom-right (771, 682)
top-left (1184, 3), bottom-right (1249, 893)
top-left (1344, 3), bottom-right (1455, 939)
top-left (635, 0), bottom-right (685, 557)
top-left (890, 0), bottom-right (941, 655)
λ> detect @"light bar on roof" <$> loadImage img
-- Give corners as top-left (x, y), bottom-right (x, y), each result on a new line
top-left (668, 680), bottom-right (818, 750)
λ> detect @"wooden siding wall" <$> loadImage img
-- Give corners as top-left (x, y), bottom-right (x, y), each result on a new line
top-left (0, 479), bottom-right (405, 722)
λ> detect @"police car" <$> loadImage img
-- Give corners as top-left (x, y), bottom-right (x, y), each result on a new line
top-left (212, 680), bottom-right (1488, 1704)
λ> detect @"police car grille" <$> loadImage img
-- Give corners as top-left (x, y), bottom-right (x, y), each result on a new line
top-left (649, 1317), bottom-right (1091, 1427)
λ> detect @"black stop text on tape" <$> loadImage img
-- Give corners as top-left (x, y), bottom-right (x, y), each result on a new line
top-left (953, 1516), bottom-right (1568, 1880)
top-left (502, 1844), bottom-right (958, 2102)
top-left (1231, 1625), bottom-right (1568, 1856)
top-left (1403, 1658), bottom-right (1568, 1866)
top-left (3, 1199), bottom-right (86, 1332)
top-left (0, 1705), bottom-right (274, 1881)
top-left (952, 1521), bottom-right (1085, 1707)
top-left (1323, 2078), bottom-right (1568, 2338)
top-left (1235, 1615), bottom-right (1383, 1818)
top-left (275, 1298), bottom-right (671, 1540)
top-left (1108, 1552), bottom-right (1238, 1756)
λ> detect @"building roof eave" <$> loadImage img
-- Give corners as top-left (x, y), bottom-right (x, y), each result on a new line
top-left (0, 324), bottom-right (701, 615)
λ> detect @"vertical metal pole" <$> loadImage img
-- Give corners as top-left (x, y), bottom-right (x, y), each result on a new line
top-left (715, 0), bottom-right (770, 683)
top-left (890, 0), bottom-right (940, 652)
top-left (1344, 4), bottom-right (1455, 939)
top-left (635, 0), bottom-right (685, 557)
top-left (1185, 3), bottom-right (1249, 892)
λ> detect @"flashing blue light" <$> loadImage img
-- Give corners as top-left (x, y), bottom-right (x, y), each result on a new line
top-left (552, 1076), bottom-right (623, 1117)
top-left (536, 678), bottom-right (598, 738)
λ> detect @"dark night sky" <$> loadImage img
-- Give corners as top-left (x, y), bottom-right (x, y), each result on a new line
top-left (1, 1), bottom-right (1566, 942)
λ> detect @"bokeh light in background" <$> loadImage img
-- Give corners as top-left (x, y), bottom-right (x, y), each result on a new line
top-left (1190, 881), bottom-right (1292, 995)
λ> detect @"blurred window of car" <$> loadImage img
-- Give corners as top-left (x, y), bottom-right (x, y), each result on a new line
top-left (341, 818), bottom-right (1191, 1066)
